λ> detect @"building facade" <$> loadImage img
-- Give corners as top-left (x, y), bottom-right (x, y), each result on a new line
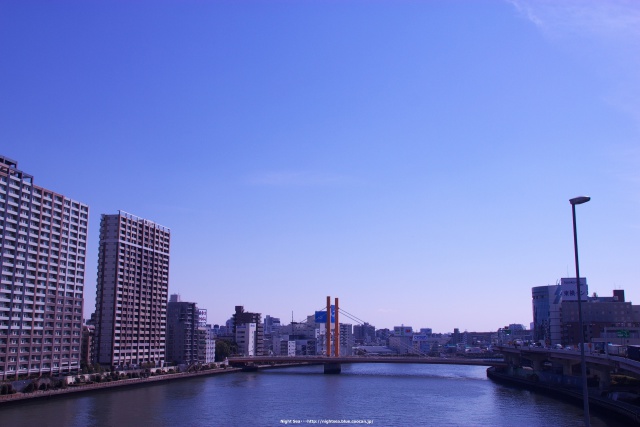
top-left (236, 323), bottom-right (256, 356)
top-left (0, 155), bottom-right (89, 379)
top-left (165, 295), bottom-right (198, 365)
top-left (532, 280), bottom-right (640, 346)
top-left (198, 325), bottom-right (216, 364)
top-left (561, 290), bottom-right (639, 345)
top-left (532, 283), bottom-right (565, 346)
top-left (232, 306), bottom-right (263, 356)
top-left (94, 211), bottom-right (170, 368)
top-left (353, 322), bottom-right (375, 345)
top-left (339, 323), bottom-right (354, 356)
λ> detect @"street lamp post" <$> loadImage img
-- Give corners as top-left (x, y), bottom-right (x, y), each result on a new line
top-left (570, 195), bottom-right (591, 427)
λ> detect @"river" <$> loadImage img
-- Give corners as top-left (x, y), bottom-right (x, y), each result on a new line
top-left (0, 364), bottom-right (628, 426)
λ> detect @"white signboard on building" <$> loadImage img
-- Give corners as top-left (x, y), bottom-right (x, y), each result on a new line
top-left (560, 278), bottom-right (588, 301)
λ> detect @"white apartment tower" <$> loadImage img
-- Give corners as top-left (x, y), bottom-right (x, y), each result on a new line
top-left (0, 156), bottom-right (89, 379)
top-left (94, 211), bottom-right (170, 368)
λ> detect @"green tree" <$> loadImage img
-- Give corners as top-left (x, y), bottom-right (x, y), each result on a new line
top-left (215, 340), bottom-right (237, 362)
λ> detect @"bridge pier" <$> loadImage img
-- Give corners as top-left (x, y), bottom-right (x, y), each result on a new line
top-left (591, 366), bottom-right (612, 390)
top-left (503, 353), bottom-right (521, 375)
top-left (527, 354), bottom-right (547, 372)
top-left (560, 359), bottom-right (578, 376)
top-left (324, 363), bottom-right (342, 374)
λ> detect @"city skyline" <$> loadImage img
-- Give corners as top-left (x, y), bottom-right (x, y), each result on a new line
top-left (2, 1), bottom-right (639, 332)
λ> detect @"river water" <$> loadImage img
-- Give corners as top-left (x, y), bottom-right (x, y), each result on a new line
top-left (0, 364), bottom-right (628, 426)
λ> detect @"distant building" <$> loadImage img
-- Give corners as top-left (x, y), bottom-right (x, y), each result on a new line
top-left (232, 306), bottom-right (263, 356)
top-left (389, 335), bottom-right (413, 354)
top-left (0, 156), bottom-right (88, 379)
top-left (561, 289), bottom-right (639, 344)
top-left (272, 319), bottom-right (317, 356)
top-left (466, 331), bottom-right (493, 347)
top-left (411, 334), bottom-right (450, 354)
top-left (532, 279), bottom-right (640, 346)
top-left (393, 326), bottom-right (413, 336)
top-left (264, 315), bottom-right (281, 335)
top-left (376, 328), bottom-right (391, 344)
top-left (236, 323), bottom-right (257, 356)
top-left (412, 335), bottom-right (442, 354)
top-left (339, 323), bottom-right (354, 356)
top-left (263, 315), bottom-right (281, 355)
top-left (198, 308), bottom-right (208, 327)
top-left (532, 282), bottom-right (568, 346)
top-left (81, 325), bottom-right (95, 368)
top-left (451, 328), bottom-right (465, 345)
top-left (353, 323), bottom-right (376, 345)
top-left (198, 325), bottom-right (216, 363)
top-left (94, 211), bottom-right (170, 368)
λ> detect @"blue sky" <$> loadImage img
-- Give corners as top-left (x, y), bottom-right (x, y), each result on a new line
top-left (1, 0), bottom-right (639, 332)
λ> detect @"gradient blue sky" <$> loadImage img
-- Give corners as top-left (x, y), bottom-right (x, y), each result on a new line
top-left (1, 0), bottom-right (639, 332)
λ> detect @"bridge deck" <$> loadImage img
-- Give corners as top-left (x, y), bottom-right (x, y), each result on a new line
top-left (228, 356), bottom-right (505, 367)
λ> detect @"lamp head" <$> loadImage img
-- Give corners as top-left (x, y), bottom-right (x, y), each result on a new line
top-left (570, 196), bottom-right (591, 205)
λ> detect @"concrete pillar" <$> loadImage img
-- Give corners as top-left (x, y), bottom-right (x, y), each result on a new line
top-left (326, 296), bottom-right (331, 357)
top-left (504, 353), bottom-right (521, 376)
top-left (561, 360), bottom-right (574, 376)
top-left (532, 358), bottom-right (543, 371)
top-left (505, 353), bottom-right (521, 367)
top-left (591, 367), bottom-right (612, 390)
top-left (334, 297), bottom-right (339, 357)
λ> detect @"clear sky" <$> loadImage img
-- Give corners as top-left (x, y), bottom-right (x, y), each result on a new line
top-left (1, 0), bottom-right (639, 333)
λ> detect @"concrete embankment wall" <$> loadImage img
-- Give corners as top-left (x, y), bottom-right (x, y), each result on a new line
top-left (486, 367), bottom-right (640, 425)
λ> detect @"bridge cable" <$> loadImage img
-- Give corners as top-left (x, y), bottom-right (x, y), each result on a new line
top-left (337, 308), bottom-right (367, 325)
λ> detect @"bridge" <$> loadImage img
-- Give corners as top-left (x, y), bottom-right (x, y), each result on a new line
top-left (227, 355), bottom-right (506, 373)
top-left (230, 296), bottom-right (507, 373)
top-left (498, 345), bottom-right (640, 389)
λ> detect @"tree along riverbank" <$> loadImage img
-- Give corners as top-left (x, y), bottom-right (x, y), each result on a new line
top-left (487, 366), bottom-right (640, 425)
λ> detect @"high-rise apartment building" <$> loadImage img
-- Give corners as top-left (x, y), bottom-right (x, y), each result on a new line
top-left (94, 211), bottom-right (170, 368)
top-left (0, 156), bottom-right (88, 379)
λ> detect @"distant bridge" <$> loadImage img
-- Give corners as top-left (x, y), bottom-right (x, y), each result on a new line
top-left (229, 297), bottom-right (507, 374)
top-left (227, 355), bottom-right (506, 374)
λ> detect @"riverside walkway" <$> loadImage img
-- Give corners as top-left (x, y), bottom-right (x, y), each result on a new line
top-left (0, 366), bottom-right (241, 404)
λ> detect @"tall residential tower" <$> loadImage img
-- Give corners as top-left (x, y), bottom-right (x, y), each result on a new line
top-left (0, 156), bottom-right (88, 379)
top-left (94, 211), bottom-right (170, 368)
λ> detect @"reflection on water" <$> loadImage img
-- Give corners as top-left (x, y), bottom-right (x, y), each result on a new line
top-left (0, 364), bottom-right (628, 427)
